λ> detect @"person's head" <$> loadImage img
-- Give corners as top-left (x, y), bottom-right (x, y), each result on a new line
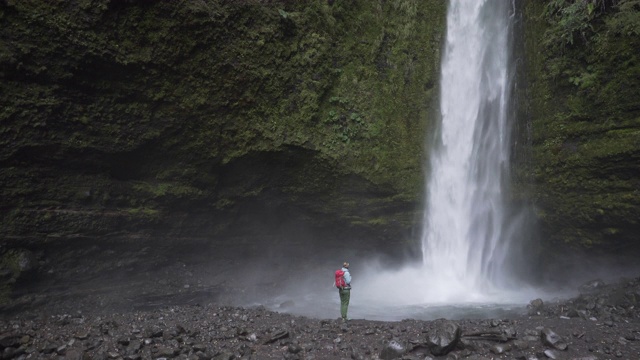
top-left (343, 262), bottom-right (349, 269)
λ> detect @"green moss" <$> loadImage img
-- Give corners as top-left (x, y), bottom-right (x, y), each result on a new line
top-left (519, 0), bottom-right (640, 250)
top-left (125, 207), bottom-right (160, 218)
top-left (132, 182), bottom-right (203, 199)
top-left (1, 0), bottom-right (447, 242)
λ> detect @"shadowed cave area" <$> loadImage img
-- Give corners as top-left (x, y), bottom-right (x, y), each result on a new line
top-left (1, 144), bottom-right (421, 318)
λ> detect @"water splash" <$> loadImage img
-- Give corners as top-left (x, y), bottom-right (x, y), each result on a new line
top-left (421, 0), bottom-right (518, 301)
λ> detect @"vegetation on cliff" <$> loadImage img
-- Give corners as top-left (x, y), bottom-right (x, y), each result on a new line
top-left (521, 0), bottom-right (640, 250)
top-left (0, 1), bottom-right (445, 249)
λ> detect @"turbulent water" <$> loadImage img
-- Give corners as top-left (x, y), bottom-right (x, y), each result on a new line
top-left (420, 0), bottom-right (519, 301)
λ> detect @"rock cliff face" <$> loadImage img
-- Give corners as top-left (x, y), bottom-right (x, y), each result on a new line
top-left (0, 1), bottom-right (445, 257)
top-left (519, 0), bottom-right (640, 254)
top-left (1, 0), bottom-right (639, 303)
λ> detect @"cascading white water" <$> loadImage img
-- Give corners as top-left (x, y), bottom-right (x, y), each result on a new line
top-left (264, 0), bottom-right (542, 319)
top-left (421, 0), bottom-right (516, 301)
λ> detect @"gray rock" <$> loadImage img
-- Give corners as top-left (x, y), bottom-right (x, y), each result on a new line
top-left (148, 326), bottom-right (163, 338)
top-left (565, 308), bottom-right (580, 318)
top-left (543, 349), bottom-right (560, 359)
top-left (490, 343), bottom-right (511, 354)
top-left (530, 298), bottom-right (544, 308)
top-left (193, 343), bottom-right (207, 352)
top-left (155, 345), bottom-right (178, 357)
top-left (513, 339), bottom-right (529, 350)
top-left (65, 348), bottom-right (83, 360)
top-left (528, 298), bottom-right (544, 315)
top-left (75, 330), bottom-right (90, 340)
top-left (379, 338), bottom-right (406, 360)
top-left (126, 339), bottom-right (142, 354)
top-left (0, 333), bottom-right (20, 348)
top-left (263, 329), bottom-right (289, 344)
top-left (540, 328), bottom-right (567, 351)
top-left (287, 343), bottom-right (302, 354)
top-left (427, 320), bottom-right (461, 356)
top-left (2, 347), bottom-right (16, 359)
top-left (503, 326), bottom-right (517, 338)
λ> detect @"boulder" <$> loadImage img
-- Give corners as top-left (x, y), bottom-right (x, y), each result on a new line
top-left (379, 338), bottom-right (407, 360)
top-left (540, 328), bottom-right (567, 351)
top-left (427, 320), bottom-right (461, 356)
top-left (527, 298), bottom-right (544, 315)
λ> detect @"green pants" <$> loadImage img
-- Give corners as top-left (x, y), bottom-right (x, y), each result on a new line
top-left (339, 288), bottom-right (350, 319)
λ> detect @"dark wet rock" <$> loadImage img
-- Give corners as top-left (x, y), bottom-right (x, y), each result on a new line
top-left (503, 326), bottom-right (517, 338)
top-left (565, 307), bottom-right (581, 318)
top-left (154, 345), bottom-right (179, 357)
top-left (65, 348), bottom-right (83, 360)
top-left (427, 320), bottom-right (461, 356)
top-left (148, 326), bottom-right (163, 338)
top-left (541, 328), bottom-right (568, 351)
top-left (528, 298), bottom-right (544, 315)
top-left (0, 332), bottom-right (20, 348)
top-left (512, 339), bottom-right (529, 351)
top-left (213, 352), bottom-right (236, 360)
top-left (75, 330), bottom-right (90, 340)
top-left (288, 342), bottom-right (303, 354)
top-left (608, 288), bottom-right (633, 308)
top-left (263, 328), bottom-right (289, 344)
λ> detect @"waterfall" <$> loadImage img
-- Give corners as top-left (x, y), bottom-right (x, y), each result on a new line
top-left (421, 0), bottom-right (517, 301)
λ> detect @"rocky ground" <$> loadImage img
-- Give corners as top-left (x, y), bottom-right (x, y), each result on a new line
top-left (1, 276), bottom-right (639, 360)
top-left (2, 242), bottom-right (640, 359)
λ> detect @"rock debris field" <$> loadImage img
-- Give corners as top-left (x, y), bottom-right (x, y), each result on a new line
top-left (1, 277), bottom-right (640, 360)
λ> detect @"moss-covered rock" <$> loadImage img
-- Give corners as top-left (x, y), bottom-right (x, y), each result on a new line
top-left (0, 248), bottom-right (37, 304)
top-left (519, 0), bottom-right (640, 252)
top-left (0, 1), bottom-right (445, 254)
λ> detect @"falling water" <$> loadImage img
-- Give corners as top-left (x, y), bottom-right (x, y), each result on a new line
top-left (262, 0), bottom-right (537, 320)
top-left (421, 0), bottom-right (517, 301)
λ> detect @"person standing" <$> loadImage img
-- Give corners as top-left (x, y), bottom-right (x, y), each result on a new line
top-left (335, 261), bottom-right (352, 321)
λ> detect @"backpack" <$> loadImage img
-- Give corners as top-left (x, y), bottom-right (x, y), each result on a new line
top-left (335, 269), bottom-right (346, 288)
